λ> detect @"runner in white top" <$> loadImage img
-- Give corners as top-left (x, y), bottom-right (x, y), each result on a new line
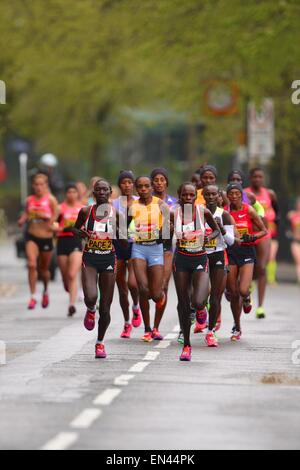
top-left (203, 185), bottom-right (235, 346)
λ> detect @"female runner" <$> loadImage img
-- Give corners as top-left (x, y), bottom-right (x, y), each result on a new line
top-left (18, 174), bottom-right (58, 310)
top-left (129, 176), bottom-right (170, 342)
top-left (226, 183), bottom-right (268, 341)
top-left (56, 184), bottom-right (83, 317)
top-left (73, 179), bottom-right (126, 359)
top-left (113, 171), bottom-right (141, 339)
top-left (151, 168), bottom-right (177, 340)
top-left (172, 182), bottom-right (220, 361)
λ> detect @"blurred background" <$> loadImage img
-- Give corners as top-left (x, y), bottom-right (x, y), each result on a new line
top-left (0, 0), bottom-right (300, 271)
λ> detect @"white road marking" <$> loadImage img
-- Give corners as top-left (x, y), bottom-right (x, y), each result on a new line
top-left (70, 408), bottom-right (102, 429)
top-left (155, 341), bottom-right (171, 349)
top-left (143, 351), bottom-right (160, 361)
top-left (41, 432), bottom-right (78, 451)
top-left (173, 325), bottom-right (180, 333)
top-left (164, 333), bottom-right (178, 340)
top-left (129, 362), bottom-right (150, 373)
top-left (114, 375), bottom-right (135, 386)
top-left (93, 388), bottom-right (122, 406)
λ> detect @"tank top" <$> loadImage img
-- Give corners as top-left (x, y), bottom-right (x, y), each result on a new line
top-left (83, 205), bottom-right (115, 255)
top-left (58, 202), bottom-right (83, 238)
top-left (175, 205), bottom-right (206, 255)
top-left (196, 189), bottom-right (206, 206)
top-left (27, 194), bottom-right (53, 223)
top-left (245, 186), bottom-right (275, 237)
top-left (227, 203), bottom-right (254, 246)
top-left (204, 207), bottom-right (227, 254)
top-left (129, 197), bottom-right (163, 245)
top-left (289, 212), bottom-right (300, 238)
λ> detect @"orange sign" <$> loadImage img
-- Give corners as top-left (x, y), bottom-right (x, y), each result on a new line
top-left (204, 80), bottom-right (239, 116)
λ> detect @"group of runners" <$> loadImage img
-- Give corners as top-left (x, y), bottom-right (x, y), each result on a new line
top-left (17, 165), bottom-right (300, 362)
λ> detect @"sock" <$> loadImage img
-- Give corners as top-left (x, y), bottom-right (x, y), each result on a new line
top-left (96, 340), bottom-right (103, 345)
top-left (267, 261), bottom-right (277, 284)
top-left (133, 304), bottom-right (140, 310)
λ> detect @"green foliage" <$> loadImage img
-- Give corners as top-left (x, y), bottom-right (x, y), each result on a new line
top-left (0, 0), bottom-right (300, 194)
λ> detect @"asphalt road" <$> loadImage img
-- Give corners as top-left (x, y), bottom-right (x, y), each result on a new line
top-left (0, 242), bottom-right (300, 450)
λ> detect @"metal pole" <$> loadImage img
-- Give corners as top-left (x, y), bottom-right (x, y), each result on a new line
top-left (19, 153), bottom-right (28, 207)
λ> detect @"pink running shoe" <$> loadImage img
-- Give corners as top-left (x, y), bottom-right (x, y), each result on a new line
top-left (205, 332), bottom-right (219, 348)
top-left (194, 309), bottom-right (208, 333)
top-left (84, 310), bottom-right (96, 331)
top-left (141, 332), bottom-right (153, 343)
top-left (95, 343), bottom-right (107, 359)
top-left (180, 346), bottom-right (192, 362)
top-left (42, 293), bottom-right (49, 309)
top-left (28, 298), bottom-right (37, 310)
top-left (194, 321), bottom-right (207, 334)
top-left (152, 328), bottom-right (164, 341)
top-left (231, 329), bottom-right (242, 342)
top-left (132, 307), bottom-right (142, 328)
top-left (120, 323), bottom-right (132, 339)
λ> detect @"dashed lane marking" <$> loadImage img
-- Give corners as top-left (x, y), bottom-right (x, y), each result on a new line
top-left (70, 409), bottom-right (102, 430)
top-left (41, 432), bottom-right (78, 451)
top-left (93, 388), bottom-right (122, 406)
top-left (144, 351), bottom-right (160, 361)
top-left (129, 362), bottom-right (150, 373)
top-left (155, 341), bottom-right (171, 349)
top-left (114, 375), bottom-right (135, 386)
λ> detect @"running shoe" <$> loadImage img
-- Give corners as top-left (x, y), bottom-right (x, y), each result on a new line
top-left (68, 305), bottom-right (76, 317)
top-left (156, 292), bottom-right (166, 310)
top-left (194, 309), bottom-right (208, 333)
top-left (215, 314), bottom-right (222, 332)
top-left (95, 343), bottom-right (107, 359)
top-left (231, 329), bottom-right (242, 342)
top-left (28, 298), bottom-right (37, 310)
top-left (256, 307), bottom-right (266, 319)
top-left (243, 296), bottom-right (252, 314)
top-left (132, 307), bottom-right (142, 328)
top-left (42, 293), bottom-right (49, 309)
top-left (84, 310), bottom-right (96, 331)
top-left (205, 332), bottom-right (219, 347)
top-left (180, 346), bottom-right (192, 362)
top-left (120, 323), bottom-right (132, 339)
top-left (177, 331), bottom-right (184, 345)
top-left (141, 332), bottom-right (153, 343)
top-left (152, 328), bottom-right (164, 341)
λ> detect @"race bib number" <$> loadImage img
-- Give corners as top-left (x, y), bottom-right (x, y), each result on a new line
top-left (238, 227), bottom-right (249, 237)
top-left (205, 238), bottom-right (217, 249)
top-left (86, 239), bottom-right (113, 251)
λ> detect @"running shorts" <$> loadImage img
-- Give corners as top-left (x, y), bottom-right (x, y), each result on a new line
top-left (26, 234), bottom-right (53, 253)
top-left (208, 250), bottom-right (229, 272)
top-left (173, 251), bottom-right (209, 274)
top-left (57, 237), bottom-right (83, 256)
top-left (131, 243), bottom-right (164, 267)
top-left (228, 245), bottom-right (256, 267)
top-left (82, 252), bottom-right (117, 274)
top-left (114, 240), bottom-right (133, 262)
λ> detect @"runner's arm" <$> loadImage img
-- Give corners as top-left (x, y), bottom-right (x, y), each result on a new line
top-left (248, 206), bottom-right (268, 241)
top-left (204, 209), bottom-right (220, 242)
